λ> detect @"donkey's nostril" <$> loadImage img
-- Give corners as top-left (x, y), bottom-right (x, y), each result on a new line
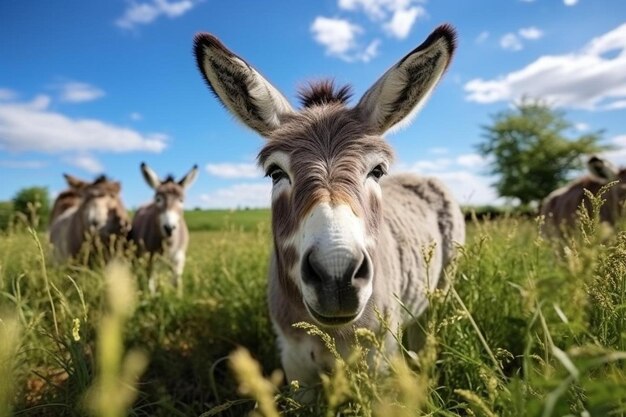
top-left (302, 249), bottom-right (323, 285)
top-left (353, 253), bottom-right (371, 281)
top-left (163, 224), bottom-right (175, 236)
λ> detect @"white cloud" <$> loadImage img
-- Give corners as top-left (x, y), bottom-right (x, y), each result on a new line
top-left (574, 122), bottom-right (590, 131)
top-left (404, 158), bottom-right (452, 172)
top-left (383, 6), bottom-right (425, 39)
top-left (500, 33), bottom-right (523, 51)
top-left (0, 94), bottom-right (168, 153)
top-left (602, 134), bottom-right (626, 166)
top-left (428, 147), bottom-right (449, 155)
top-left (519, 27), bottom-right (543, 40)
top-left (456, 153), bottom-right (487, 168)
top-left (205, 162), bottom-right (262, 179)
top-left (63, 154), bottom-right (104, 174)
top-left (116, 0), bottom-right (196, 30)
top-left (475, 31), bottom-right (490, 44)
top-left (0, 160), bottom-right (47, 169)
top-left (564, 0), bottom-right (578, 6)
top-left (55, 82), bottom-right (105, 103)
top-left (199, 183), bottom-right (271, 209)
top-left (310, 17), bottom-right (380, 62)
top-left (0, 88), bottom-right (17, 101)
top-left (335, 0), bottom-right (425, 43)
top-left (311, 17), bottom-right (362, 56)
top-left (465, 23), bottom-right (626, 110)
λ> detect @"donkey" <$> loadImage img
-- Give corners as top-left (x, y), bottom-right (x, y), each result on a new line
top-left (50, 174), bottom-right (89, 224)
top-left (541, 155), bottom-right (626, 236)
top-left (128, 162), bottom-right (198, 292)
top-left (49, 175), bottom-right (130, 263)
top-left (194, 24), bottom-right (465, 387)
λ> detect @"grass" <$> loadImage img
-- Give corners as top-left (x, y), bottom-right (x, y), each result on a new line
top-left (0, 203), bottom-right (625, 416)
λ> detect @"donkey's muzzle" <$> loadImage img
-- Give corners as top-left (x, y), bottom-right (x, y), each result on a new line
top-left (301, 247), bottom-right (372, 321)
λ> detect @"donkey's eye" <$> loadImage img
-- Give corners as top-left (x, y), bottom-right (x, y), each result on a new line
top-left (266, 165), bottom-right (289, 185)
top-left (368, 165), bottom-right (386, 182)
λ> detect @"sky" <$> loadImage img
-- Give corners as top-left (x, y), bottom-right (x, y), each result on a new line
top-left (1, 0), bottom-right (626, 209)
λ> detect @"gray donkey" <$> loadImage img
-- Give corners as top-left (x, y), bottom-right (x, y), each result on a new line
top-left (194, 24), bottom-right (465, 387)
top-left (129, 162), bottom-right (198, 292)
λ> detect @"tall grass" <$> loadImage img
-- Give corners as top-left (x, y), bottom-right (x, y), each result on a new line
top-left (0, 204), bottom-right (625, 416)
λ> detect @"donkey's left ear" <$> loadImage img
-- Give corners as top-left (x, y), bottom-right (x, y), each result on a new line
top-left (179, 165), bottom-right (199, 189)
top-left (194, 33), bottom-right (294, 137)
top-left (355, 24), bottom-right (456, 134)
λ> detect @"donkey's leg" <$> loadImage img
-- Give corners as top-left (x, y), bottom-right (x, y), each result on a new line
top-left (147, 254), bottom-right (159, 295)
top-left (171, 249), bottom-right (185, 292)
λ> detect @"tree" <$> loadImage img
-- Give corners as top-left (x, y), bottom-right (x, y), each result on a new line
top-left (12, 186), bottom-right (50, 229)
top-left (478, 100), bottom-right (605, 207)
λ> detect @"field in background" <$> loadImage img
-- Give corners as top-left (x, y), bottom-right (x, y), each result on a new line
top-left (1, 206), bottom-right (626, 416)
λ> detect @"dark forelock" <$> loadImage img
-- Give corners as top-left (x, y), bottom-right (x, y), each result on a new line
top-left (297, 80), bottom-right (352, 109)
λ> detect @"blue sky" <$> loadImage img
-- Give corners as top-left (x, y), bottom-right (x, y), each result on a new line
top-left (1, 0), bottom-right (625, 209)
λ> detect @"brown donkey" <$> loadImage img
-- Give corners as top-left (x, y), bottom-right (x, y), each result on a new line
top-left (541, 155), bottom-right (626, 236)
top-left (50, 174), bottom-right (89, 224)
top-left (129, 162), bottom-right (198, 292)
top-left (49, 175), bottom-right (130, 263)
top-left (195, 25), bottom-right (465, 387)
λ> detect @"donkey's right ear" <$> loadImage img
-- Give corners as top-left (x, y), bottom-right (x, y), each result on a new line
top-left (587, 155), bottom-right (618, 183)
top-left (194, 33), bottom-right (294, 137)
top-left (63, 173), bottom-right (88, 190)
top-left (140, 162), bottom-right (161, 189)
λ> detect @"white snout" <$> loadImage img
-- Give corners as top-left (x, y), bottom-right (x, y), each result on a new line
top-left (86, 198), bottom-right (108, 229)
top-left (298, 203), bottom-right (373, 325)
top-left (160, 210), bottom-right (180, 236)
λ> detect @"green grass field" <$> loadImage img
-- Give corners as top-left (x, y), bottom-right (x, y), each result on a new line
top-left (1, 204), bottom-right (625, 417)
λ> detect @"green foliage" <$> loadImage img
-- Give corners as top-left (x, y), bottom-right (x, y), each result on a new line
top-left (478, 100), bottom-right (605, 206)
top-left (0, 201), bottom-right (13, 231)
top-left (1, 207), bottom-right (626, 416)
top-left (12, 186), bottom-right (50, 229)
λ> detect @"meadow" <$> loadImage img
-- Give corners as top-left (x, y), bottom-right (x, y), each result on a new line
top-left (1, 201), bottom-right (626, 417)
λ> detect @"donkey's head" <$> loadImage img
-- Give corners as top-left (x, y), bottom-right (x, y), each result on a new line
top-left (141, 162), bottom-right (198, 238)
top-left (195, 25), bottom-right (456, 326)
top-left (79, 175), bottom-right (130, 236)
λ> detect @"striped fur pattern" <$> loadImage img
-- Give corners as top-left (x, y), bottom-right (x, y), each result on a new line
top-left (49, 175), bottom-right (130, 262)
top-left (129, 162), bottom-right (198, 291)
top-left (194, 24), bottom-right (465, 387)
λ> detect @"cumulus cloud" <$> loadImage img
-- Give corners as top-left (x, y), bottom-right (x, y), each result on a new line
top-left (564, 0), bottom-right (578, 6)
top-left (519, 26), bottom-right (544, 40)
top-left (55, 82), bottom-right (105, 103)
top-left (383, 6), bottom-right (425, 39)
top-left (601, 134), bottom-right (626, 166)
top-left (500, 33), bottom-right (523, 51)
top-left (0, 94), bottom-right (168, 153)
top-left (116, 0), bottom-right (196, 29)
top-left (465, 23), bottom-right (626, 110)
top-left (199, 183), bottom-right (271, 209)
top-left (475, 31), bottom-right (490, 44)
top-left (456, 153), bottom-right (488, 168)
top-left (0, 160), bottom-right (47, 169)
top-left (0, 88), bottom-right (17, 101)
top-left (205, 162), bottom-right (262, 179)
top-left (310, 17), bottom-right (380, 62)
top-left (63, 154), bottom-right (104, 174)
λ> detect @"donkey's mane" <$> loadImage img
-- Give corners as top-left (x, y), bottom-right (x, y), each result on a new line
top-left (297, 80), bottom-right (352, 109)
top-left (163, 175), bottom-right (176, 183)
top-left (93, 175), bottom-right (108, 184)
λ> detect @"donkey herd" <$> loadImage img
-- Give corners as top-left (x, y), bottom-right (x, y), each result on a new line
top-left (44, 24), bottom-right (626, 392)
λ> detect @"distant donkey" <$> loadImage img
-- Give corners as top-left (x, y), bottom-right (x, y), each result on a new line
top-left (541, 155), bottom-right (626, 236)
top-left (194, 25), bottom-right (465, 387)
top-left (129, 162), bottom-right (198, 292)
top-left (50, 174), bottom-right (89, 224)
top-left (49, 175), bottom-right (130, 263)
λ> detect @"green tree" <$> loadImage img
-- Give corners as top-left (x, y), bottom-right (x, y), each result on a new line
top-left (12, 186), bottom-right (50, 229)
top-left (478, 101), bottom-right (605, 207)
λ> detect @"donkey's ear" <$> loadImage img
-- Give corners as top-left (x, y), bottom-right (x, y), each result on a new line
top-left (587, 155), bottom-right (618, 183)
top-left (194, 33), bottom-right (294, 137)
top-left (355, 24), bottom-right (456, 134)
top-left (140, 162), bottom-right (161, 189)
top-left (63, 173), bottom-right (88, 190)
top-left (179, 165), bottom-right (199, 189)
